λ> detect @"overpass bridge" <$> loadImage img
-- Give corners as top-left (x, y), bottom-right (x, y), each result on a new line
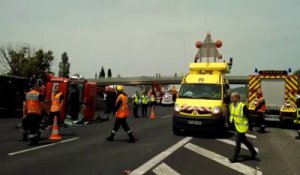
top-left (87, 75), bottom-right (248, 86)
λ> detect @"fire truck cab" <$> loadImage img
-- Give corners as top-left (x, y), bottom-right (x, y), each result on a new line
top-left (247, 70), bottom-right (298, 123)
top-left (45, 75), bottom-right (96, 123)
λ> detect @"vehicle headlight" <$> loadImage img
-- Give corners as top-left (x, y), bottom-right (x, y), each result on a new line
top-left (174, 104), bottom-right (180, 112)
top-left (212, 106), bottom-right (221, 114)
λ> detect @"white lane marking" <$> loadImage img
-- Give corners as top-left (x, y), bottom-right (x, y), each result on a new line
top-left (130, 137), bottom-right (193, 175)
top-left (228, 130), bottom-right (257, 139)
top-left (184, 143), bottom-right (262, 175)
top-left (161, 115), bottom-right (172, 119)
top-left (152, 162), bottom-right (181, 175)
top-left (216, 139), bottom-right (259, 153)
top-left (59, 137), bottom-right (79, 143)
top-left (8, 137), bottom-right (80, 156)
top-left (245, 134), bottom-right (257, 139)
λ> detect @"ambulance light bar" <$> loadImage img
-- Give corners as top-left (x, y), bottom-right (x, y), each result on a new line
top-left (258, 70), bottom-right (288, 75)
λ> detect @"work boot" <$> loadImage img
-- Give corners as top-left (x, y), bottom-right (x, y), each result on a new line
top-left (106, 136), bottom-right (114, 141)
top-left (106, 132), bottom-right (115, 141)
top-left (128, 133), bottom-right (135, 143)
top-left (257, 126), bottom-right (265, 133)
top-left (251, 152), bottom-right (260, 161)
top-left (18, 133), bottom-right (28, 142)
top-left (251, 155), bottom-right (261, 161)
top-left (28, 138), bottom-right (39, 146)
top-left (228, 158), bottom-right (238, 163)
top-left (295, 130), bottom-right (300, 139)
top-left (37, 131), bottom-right (41, 139)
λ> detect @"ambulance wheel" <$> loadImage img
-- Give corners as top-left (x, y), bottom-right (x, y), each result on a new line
top-left (173, 126), bottom-right (182, 136)
top-left (279, 118), bottom-right (288, 128)
top-left (217, 125), bottom-right (226, 133)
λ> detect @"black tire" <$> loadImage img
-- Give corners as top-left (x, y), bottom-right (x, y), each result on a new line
top-left (173, 126), bottom-right (182, 136)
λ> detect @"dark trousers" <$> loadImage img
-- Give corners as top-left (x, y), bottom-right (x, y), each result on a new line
top-left (113, 118), bottom-right (131, 133)
top-left (49, 111), bottom-right (61, 126)
top-left (133, 103), bottom-right (139, 117)
top-left (141, 104), bottom-right (148, 117)
top-left (24, 114), bottom-right (41, 140)
top-left (70, 105), bottom-right (80, 120)
top-left (257, 112), bottom-right (266, 129)
top-left (232, 132), bottom-right (257, 159)
top-left (105, 104), bottom-right (114, 114)
top-left (150, 102), bottom-right (155, 108)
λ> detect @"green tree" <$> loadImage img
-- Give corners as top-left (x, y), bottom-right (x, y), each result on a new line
top-left (100, 66), bottom-right (105, 78)
top-left (0, 43), bottom-right (54, 77)
top-left (58, 52), bottom-right (70, 78)
top-left (293, 69), bottom-right (300, 76)
top-left (108, 68), bottom-right (112, 78)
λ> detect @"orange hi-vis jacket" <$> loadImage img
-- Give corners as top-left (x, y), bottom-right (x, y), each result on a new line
top-left (115, 94), bottom-right (129, 118)
top-left (26, 90), bottom-right (42, 115)
top-left (51, 92), bottom-right (63, 112)
top-left (257, 97), bottom-right (266, 113)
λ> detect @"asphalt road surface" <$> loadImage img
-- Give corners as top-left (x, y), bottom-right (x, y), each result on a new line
top-left (1, 106), bottom-right (300, 175)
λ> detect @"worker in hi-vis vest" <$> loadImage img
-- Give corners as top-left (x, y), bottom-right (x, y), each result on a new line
top-left (22, 82), bottom-right (45, 146)
top-left (48, 84), bottom-right (64, 128)
top-left (132, 91), bottom-right (140, 118)
top-left (228, 92), bottom-right (259, 163)
top-left (254, 89), bottom-right (266, 133)
top-left (141, 92), bottom-right (148, 117)
top-left (106, 85), bottom-right (136, 143)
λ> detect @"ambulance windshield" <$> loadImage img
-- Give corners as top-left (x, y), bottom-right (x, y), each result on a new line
top-left (178, 84), bottom-right (221, 100)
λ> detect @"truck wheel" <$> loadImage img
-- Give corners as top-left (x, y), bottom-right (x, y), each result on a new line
top-left (173, 126), bottom-right (182, 136)
top-left (280, 118), bottom-right (287, 128)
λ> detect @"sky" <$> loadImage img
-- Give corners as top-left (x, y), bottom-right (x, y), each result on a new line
top-left (1, 0), bottom-right (300, 78)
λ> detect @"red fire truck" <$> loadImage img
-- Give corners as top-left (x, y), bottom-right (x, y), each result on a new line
top-left (45, 75), bottom-right (96, 123)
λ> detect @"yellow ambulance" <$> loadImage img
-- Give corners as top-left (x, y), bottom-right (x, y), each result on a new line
top-left (173, 62), bottom-right (231, 135)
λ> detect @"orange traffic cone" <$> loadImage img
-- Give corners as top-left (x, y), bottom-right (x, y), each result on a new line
top-left (149, 106), bottom-right (156, 119)
top-left (49, 116), bottom-right (62, 140)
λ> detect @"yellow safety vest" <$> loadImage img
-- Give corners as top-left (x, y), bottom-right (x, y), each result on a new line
top-left (134, 96), bottom-right (139, 104)
top-left (150, 95), bottom-right (155, 102)
top-left (141, 95), bottom-right (148, 104)
top-left (230, 102), bottom-right (249, 133)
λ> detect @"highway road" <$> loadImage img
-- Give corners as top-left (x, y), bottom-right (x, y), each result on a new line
top-left (1, 106), bottom-right (300, 175)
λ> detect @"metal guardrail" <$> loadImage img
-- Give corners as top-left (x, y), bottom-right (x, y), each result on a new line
top-left (87, 75), bottom-right (248, 86)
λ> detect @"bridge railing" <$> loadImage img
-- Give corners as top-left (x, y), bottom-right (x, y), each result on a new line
top-left (87, 75), bottom-right (248, 86)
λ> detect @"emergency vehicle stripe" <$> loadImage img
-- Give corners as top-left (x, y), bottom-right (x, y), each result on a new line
top-left (290, 76), bottom-right (298, 85)
top-left (181, 105), bottom-right (211, 112)
top-left (197, 107), bottom-right (203, 111)
top-left (188, 106), bottom-right (194, 111)
top-left (286, 76), bottom-right (298, 105)
top-left (181, 105), bottom-right (188, 110)
top-left (248, 76), bottom-right (260, 103)
top-left (248, 76), bottom-right (257, 86)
